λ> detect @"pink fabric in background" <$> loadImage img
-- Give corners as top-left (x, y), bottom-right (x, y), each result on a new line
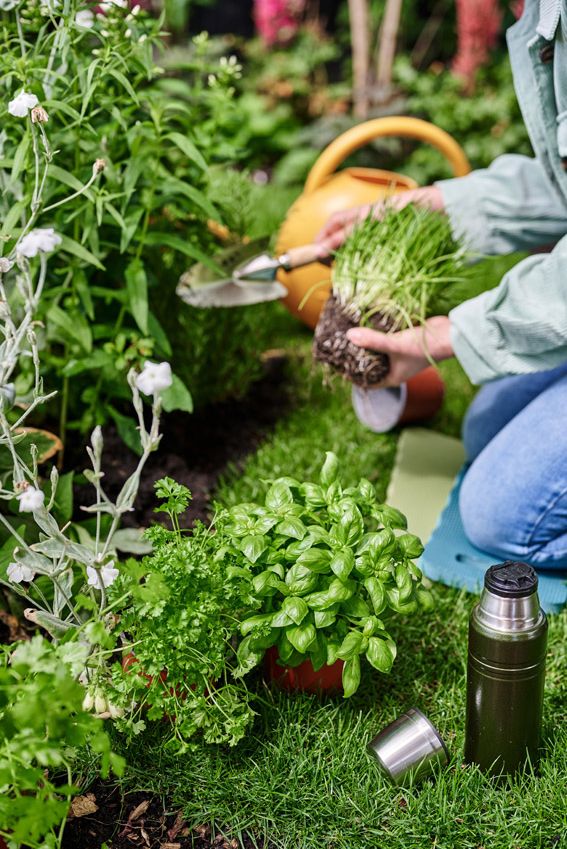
top-left (253, 0), bottom-right (306, 46)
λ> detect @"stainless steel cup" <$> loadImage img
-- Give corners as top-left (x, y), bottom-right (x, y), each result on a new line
top-left (367, 707), bottom-right (449, 786)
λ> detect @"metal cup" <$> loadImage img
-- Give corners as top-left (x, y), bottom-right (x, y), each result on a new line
top-left (367, 707), bottom-right (449, 786)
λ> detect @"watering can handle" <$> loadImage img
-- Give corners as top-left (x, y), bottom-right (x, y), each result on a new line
top-left (304, 116), bottom-right (470, 195)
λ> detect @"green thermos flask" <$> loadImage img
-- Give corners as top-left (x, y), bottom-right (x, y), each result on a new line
top-left (464, 561), bottom-right (548, 776)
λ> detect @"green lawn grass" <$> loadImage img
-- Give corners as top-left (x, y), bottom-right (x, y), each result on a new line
top-left (115, 253), bottom-right (566, 849)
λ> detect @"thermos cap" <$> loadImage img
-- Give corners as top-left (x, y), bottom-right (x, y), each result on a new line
top-left (484, 561), bottom-right (538, 599)
top-left (367, 707), bottom-right (449, 786)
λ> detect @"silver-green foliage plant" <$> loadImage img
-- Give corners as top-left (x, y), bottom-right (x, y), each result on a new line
top-left (223, 452), bottom-right (434, 697)
top-left (332, 204), bottom-right (467, 329)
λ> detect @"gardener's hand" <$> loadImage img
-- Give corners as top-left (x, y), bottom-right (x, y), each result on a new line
top-left (346, 316), bottom-right (453, 387)
top-left (316, 185), bottom-right (445, 254)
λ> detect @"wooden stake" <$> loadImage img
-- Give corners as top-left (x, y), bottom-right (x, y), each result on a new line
top-left (348, 0), bottom-right (370, 118)
top-left (376, 0), bottom-right (403, 100)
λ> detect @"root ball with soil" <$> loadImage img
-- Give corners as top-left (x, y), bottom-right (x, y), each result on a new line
top-left (313, 204), bottom-right (467, 386)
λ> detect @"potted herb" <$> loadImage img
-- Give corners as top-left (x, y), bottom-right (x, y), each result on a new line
top-left (110, 479), bottom-right (257, 750)
top-left (221, 453), bottom-right (434, 696)
top-left (313, 205), bottom-right (467, 385)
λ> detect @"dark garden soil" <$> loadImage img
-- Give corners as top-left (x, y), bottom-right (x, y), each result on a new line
top-left (69, 353), bottom-right (290, 529)
top-left (312, 295), bottom-right (392, 387)
top-left (62, 780), bottom-right (273, 849)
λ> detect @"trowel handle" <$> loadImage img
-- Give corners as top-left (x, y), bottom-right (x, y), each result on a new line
top-left (279, 243), bottom-right (328, 271)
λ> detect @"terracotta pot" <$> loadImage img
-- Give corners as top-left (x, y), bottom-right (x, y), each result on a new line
top-left (265, 646), bottom-right (344, 694)
top-left (399, 366), bottom-right (445, 425)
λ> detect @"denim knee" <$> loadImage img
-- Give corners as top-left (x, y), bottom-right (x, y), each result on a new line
top-left (459, 468), bottom-right (521, 559)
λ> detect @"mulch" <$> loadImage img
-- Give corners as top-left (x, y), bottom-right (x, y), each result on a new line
top-left (62, 781), bottom-right (272, 849)
top-left (70, 352), bottom-right (291, 530)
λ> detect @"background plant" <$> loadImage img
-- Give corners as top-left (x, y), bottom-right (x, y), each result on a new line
top-left (1, 2), bottom-right (280, 444)
top-left (219, 451), bottom-right (433, 696)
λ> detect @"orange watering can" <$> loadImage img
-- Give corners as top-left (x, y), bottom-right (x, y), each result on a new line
top-left (275, 116), bottom-right (471, 329)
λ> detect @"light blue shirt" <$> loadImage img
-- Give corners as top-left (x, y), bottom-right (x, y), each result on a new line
top-left (436, 0), bottom-right (567, 383)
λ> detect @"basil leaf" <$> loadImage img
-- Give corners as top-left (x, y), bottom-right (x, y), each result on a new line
top-left (282, 596), bottom-right (309, 625)
top-left (337, 630), bottom-right (364, 661)
top-left (342, 655), bottom-right (361, 697)
top-left (276, 517), bottom-right (306, 540)
top-left (314, 609), bottom-right (337, 628)
top-left (341, 595), bottom-right (371, 619)
top-left (395, 563), bottom-right (414, 600)
top-left (398, 533), bottom-right (424, 559)
top-left (326, 578), bottom-right (355, 603)
top-left (366, 637), bottom-right (397, 673)
top-left (309, 631), bottom-right (328, 672)
top-left (286, 622), bottom-right (317, 654)
top-left (320, 451), bottom-right (339, 486)
top-left (330, 549), bottom-right (354, 581)
top-left (296, 548), bottom-right (332, 573)
top-left (252, 570), bottom-right (280, 596)
top-left (364, 577), bottom-right (386, 615)
top-left (271, 608), bottom-right (294, 628)
top-left (235, 636), bottom-right (264, 676)
top-left (300, 483), bottom-right (326, 508)
top-left (266, 482), bottom-right (293, 511)
top-left (240, 535), bottom-right (267, 564)
top-left (374, 504), bottom-right (407, 530)
top-left (326, 640), bottom-right (341, 665)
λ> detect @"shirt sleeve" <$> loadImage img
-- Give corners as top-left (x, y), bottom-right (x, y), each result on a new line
top-left (435, 154), bottom-right (567, 255)
top-left (449, 233), bottom-right (567, 383)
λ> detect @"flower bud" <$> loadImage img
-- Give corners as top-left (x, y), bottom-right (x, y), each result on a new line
top-left (30, 105), bottom-right (49, 124)
top-left (94, 692), bottom-right (108, 715)
top-left (82, 691), bottom-right (95, 712)
top-left (93, 158), bottom-right (106, 175)
top-left (0, 258), bottom-right (13, 273)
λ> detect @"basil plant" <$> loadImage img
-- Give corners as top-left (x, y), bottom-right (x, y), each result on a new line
top-left (221, 453), bottom-right (434, 697)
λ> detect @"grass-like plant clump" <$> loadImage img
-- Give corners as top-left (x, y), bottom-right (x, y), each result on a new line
top-left (313, 204), bottom-right (467, 386)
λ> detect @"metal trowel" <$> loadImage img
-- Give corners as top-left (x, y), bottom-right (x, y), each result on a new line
top-left (177, 239), bottom-right (328, 309)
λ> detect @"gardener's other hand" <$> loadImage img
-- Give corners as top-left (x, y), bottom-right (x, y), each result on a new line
top-left (346, 316), bottom-right (453, 387)
top-left (316, 185), bottom-right (445, 254)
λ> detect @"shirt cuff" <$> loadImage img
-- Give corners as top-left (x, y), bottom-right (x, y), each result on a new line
top-left (435, 175), bottom-right (491, 255)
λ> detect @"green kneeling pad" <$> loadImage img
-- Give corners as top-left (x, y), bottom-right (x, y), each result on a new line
top-left (387, 429), bottom-right (567, 614)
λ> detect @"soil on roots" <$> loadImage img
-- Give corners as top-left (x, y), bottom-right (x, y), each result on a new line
top-left (312, 296), bottom-right (392, 387)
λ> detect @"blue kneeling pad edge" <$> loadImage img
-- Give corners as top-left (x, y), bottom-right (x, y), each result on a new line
top-left (419, 468), bottom-right (567, 614)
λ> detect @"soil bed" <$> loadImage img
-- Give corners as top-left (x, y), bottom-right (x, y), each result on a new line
top-left (62, 780), bottom-right (273, 849)
top-left (68, 355), bottom-right (290, 529)
top-left (313, 295), bottom-right (392, 387)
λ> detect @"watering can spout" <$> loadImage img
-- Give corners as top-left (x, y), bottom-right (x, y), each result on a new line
top-left (275, 116), bottom-right (471, 329)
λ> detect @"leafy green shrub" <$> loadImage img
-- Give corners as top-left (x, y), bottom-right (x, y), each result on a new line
top-left (0, 636), bottom-right (122, 849)
top-left (219, 452), bottom-right (433, 697)
top-left (1, 4), bottom-right (276, 440)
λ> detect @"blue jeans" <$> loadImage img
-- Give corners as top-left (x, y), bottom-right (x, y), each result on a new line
top-left (460, 362), bottom-right (567, 568)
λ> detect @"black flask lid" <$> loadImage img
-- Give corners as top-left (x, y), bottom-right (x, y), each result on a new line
top-left (484, 561), bottom-right (538, 598)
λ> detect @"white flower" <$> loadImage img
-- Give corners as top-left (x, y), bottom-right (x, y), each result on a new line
top-left (17, 486), bottom-right (45, 512)
top-left (0, 257), bottom-right (13, 273)
top-left (7, 561), bottom-right (35, 584)
top-left (17, 228), bottom-right (62, 258)
top-left (0, 1), bottom-right (19, 11)
top-left (40, 0), bottom-right (60, 12)
top-left (8, 91), bottom-right (39, 118)
top-left (135, 361), bottom-right (172, 397)
top-left (75, 9), bottom-right (94, 28)
top-left (86, 562), bottom-right (119, 589)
